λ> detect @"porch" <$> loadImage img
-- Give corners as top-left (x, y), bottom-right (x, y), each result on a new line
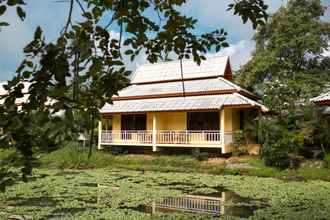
top-left (99, 130), bottom-right (234, 149)
top-left (97, 108), bottom-right (255, 153)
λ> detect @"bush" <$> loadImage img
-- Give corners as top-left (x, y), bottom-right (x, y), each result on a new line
top-left (259, 117), bottom-right (304, 169)
top-left (261, 142), bottom-right (291, 169)
top-left (324, 153), bottom-right (330, 168)
top-left (232, 130), bottom-right (248, 156)
top-left (191, 148), bottom-right (209, 161)
top-left (110, 146), bottom-right (128, 155)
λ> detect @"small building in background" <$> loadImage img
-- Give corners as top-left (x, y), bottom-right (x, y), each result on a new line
top-left (311, 90), bottom-right (330, 115)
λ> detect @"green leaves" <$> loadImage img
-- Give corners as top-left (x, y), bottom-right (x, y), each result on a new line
top-left (0, 5), bottom-right (7, 16)
top-left (228, 0), bottom-right (268, 29)
top-left (0, 21), bottom-right (9, 26)
top-left (16, 6), bottom-right (25, 21)
top-left (0, 0), bottom-right (26, 26)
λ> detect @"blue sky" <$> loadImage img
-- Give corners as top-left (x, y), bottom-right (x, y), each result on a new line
top-left (0, 0), bottom-right (329, 80)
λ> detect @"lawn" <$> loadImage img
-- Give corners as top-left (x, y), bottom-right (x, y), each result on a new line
top-left (1, 168), bottom-right (330, 219)
top-left (38, 147), bottom-right (330, 181)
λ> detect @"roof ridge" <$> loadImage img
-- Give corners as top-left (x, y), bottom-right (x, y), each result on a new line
top-left (218, 77), bottom-right (260, 100)
top-left (138, 55), bottom-right (229, 67)
top-left (234, 92), bottom-right (268, 112)
top-left (217, 77), bottom-right (240, 89)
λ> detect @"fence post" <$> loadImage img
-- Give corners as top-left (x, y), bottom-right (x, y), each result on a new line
top-left (97, 120), bottom-right (103, 150)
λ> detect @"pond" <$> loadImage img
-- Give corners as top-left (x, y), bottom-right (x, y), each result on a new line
top-left (121, 188), bottom-right (268, 218)
top-left (1, 169), bottom-right (330, 219)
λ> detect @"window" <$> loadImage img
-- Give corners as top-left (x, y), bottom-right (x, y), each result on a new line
top-left (102, 116), bottom-right (112, 130)
top-left (121, 114), bottom-right (146, 131)
top-left (187, 112), bottom-right (219, 131)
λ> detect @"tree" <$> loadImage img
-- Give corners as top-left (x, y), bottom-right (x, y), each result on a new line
top-left (0, 0), bottom-right (269, 187)
top-left (236, 0), bottom-right (330, 101)
top-left (235, 0), bottom-right (330, 167)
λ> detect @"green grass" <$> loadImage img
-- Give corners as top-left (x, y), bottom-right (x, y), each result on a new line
top-left (0, 148), bottom-right (16, 164)
top-left (1, 168), bottom-right (330, 219)
top-left (39, 146), bottom-right (330, 181)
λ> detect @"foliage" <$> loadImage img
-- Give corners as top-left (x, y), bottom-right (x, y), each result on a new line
top-left (232, 130), bottom-right (248, 156)
top-left (191, 148), bottom-right (209, 161)
top-left (324, 153), bottom-right (330, 168)
top-left (1, 168), bottom-right (330, 219)
top-left (304, 108), bottom-right (330, 150)
top-left (258, 116), bottom-right (304, 169)
top-left (39, 147), bottom-right (330, 181)
top-left (0, 0), bottom-right (26, 28)
top-left (236, 0), bottom-right (330, 97)
top-left (235, 0), bottom-right (330, 167)
top-left (110, 146), bottom-right (128, 155)
top-left (0, 166), bottom-right (17, 192)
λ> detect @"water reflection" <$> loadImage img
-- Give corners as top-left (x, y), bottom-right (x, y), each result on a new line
top-left (133, 190), bottom-right (267, 218)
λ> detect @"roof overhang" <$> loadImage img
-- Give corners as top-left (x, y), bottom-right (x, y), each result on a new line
top-left (101, 93), bottom-right (268, 114)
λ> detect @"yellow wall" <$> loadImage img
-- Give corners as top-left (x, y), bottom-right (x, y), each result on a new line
top-left (106, 110), bottom-right (243, 132)
top-left (165, 112), bottom-right (187, 130)
top-left (147, 112), bottom-right (186, 131)
top-left (222, 108), bottom-right (240, 132)
top-left (112, 114), bottom-right (121, 131)
top-left (232, 109), bottom-right (241, 131)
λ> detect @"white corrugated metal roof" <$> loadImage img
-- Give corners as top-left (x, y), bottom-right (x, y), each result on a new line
top-left (131, 56), bottom-right (229, 84)
top-left (118, 77), bottom-right (237, 97)
top-left (101, 93), bottom-right (267, 113)
top-left (311, 91), bottom-right (330, 104)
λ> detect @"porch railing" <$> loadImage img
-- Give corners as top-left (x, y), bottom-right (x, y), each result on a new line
top-left (100, 130), bottom-right (233, 146)
top-left (155, 195), bottom-right (221, 214)
top-left (101, 130), bottom-right (152, 144)
top-left (157, 130), bottom-right (221, 145)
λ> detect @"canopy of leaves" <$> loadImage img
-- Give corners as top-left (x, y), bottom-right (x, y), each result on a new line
top-left (236, 0), bottom-right (330, 100)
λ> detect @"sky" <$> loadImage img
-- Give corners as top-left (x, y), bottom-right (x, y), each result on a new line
top-left (0, 0), bottom-right (329, 81)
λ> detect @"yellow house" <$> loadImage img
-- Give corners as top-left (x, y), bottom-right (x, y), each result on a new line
top-left (98, 56), bottom-right (268, 153)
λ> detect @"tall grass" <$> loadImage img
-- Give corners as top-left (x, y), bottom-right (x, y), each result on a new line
top-left (40, 145), bottom-right (330, 181)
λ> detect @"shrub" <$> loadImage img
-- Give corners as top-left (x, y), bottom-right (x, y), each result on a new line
top-left (232, 130), bottom-right (248, 156)
top-left (324, 153), bottom-right (330, 168)
top-left (191, 148), bottom-right (209, 161)
top-left (110, 146), bottom-right (128, 155)
top-left (259, 117), bottom-right (304, 169)
top-left (261, 141), bottom-right (291, 169)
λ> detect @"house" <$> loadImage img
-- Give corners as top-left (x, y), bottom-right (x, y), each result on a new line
top-left (98, 56), bottom-right (268, 154)
top-left (311, 90), bottom-right (330, 115)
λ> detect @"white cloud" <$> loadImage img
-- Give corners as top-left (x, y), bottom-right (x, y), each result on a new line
top-left (0, 0), bottom-right (82, 80)
top-left (207, 40), bottom-right (255, 70)
top-left (180, 0), bottom-right (287, 43)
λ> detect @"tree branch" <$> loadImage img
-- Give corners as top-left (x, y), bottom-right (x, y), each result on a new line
top-left (61, 0), bottom-right (74, 35)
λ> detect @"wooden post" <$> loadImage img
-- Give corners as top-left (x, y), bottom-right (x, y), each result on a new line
top-left (97, 120), bottom-right (103, 150)
top-left (257, 109), bottom-right (262, 144)
top-left (220, 108), bottom-right (226, 153)
top-left (152, 113), bottom-right (158, 152)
